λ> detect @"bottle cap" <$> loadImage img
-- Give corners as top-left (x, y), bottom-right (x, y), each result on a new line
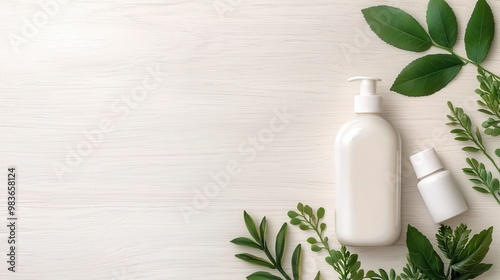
top-left (410, 148), bottom-right (468, 223)
top-left (409, 147), bottom-right (444, 179)
top-left (348, 76), bottom-right (383, 113)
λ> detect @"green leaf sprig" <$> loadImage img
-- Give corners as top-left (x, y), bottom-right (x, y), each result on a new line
top-left (363, 0), bottom-right (500, 204)
top-left (288, 203), bottom-right (364, 280)
top-left (231, 211), bottom-right (321, 280)
top-left (447, 102), bottom-right (500, 203)
top-left (476, 69), bottom-right (500, 136)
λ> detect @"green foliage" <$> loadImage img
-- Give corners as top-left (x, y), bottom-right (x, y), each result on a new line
top-left (447, 102), bottom-right (500, 203)
top-left (288, 203), bottom-right (364, 280)
top-left (363, 0), bottom-right (500, 205)
top-left (233, 204), bottom-right (495, 280)
top-left (232, 211), bottom-right (320, 280)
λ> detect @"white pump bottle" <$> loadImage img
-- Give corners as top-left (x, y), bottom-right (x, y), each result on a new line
top-left (335, 77), bottom-right (401, 246)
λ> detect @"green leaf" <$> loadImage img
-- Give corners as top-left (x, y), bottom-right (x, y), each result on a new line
top-left (476, 127), bottom-right (483, 144)
top-left (406, 225), bottom-right (446, 279)
top-left (492, 178), bottom-right (500, 192)
top-left (391, 54), bottom-right (463, 96)
top-left (473, 186), bottom-right (490, 194)
top-left (299, 224), bottom-right (310, 231)
top-left (304, 205), bottom-right (313, 217)
top-left (317, 207), bottom-right (325, 219)
top-left (287, 211), bottom-right (299, 218)
top-left (426, 0), bottom-right (458, 48)
top-left (297, 202), bottom-right (304, 212)
top-left (247, 271), bottom-right (283, 280)
top-left (436, 224), bottom-right (453, 259)
top-left (452, 227), bottom-right (493, 273)
top-left (362, 6), bottom-right (431, 52)
top-left (311, 244), bottom-right (322, 252)
top-left (259, 217), bottom-right (267, 246)
top-left (320, 223), bottom-right (326, 232)
top-left (307, 237), bottom-right (318, 244)
top-left (465, 0), bottom-right (495, 63)
top-left (495, 148), bottom-right (500, 157)
top-left (291, 244), bottom-right (302, 280)
top-left (450, 128), bottom-right (465, 134)
top-left (314, 272), bottom-right (322, 280)
top-left (236, 253), bottom-right (275, 269)
top-left (455, 137), bottom-right (470, 141)
top-left (244, 211), bottom-right (261, 243)
top-left (462, 146), bottom-right (480, 152)
top-left (231, 237), bottom-right (261, 249)
top-left (456, 263), bottom-right (492, 279)
top-left (275, 223), bottom-right (287, 265)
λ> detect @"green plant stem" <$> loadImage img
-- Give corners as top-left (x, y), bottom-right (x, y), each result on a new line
top-left (300, 216), bottom-right (348, 280)
top-left (261, 243), bottom-right (292, 280)
top-left (432, 42), bottom-right (500, 80)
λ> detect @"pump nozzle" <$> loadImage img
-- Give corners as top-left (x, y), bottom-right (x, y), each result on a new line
top-left (348, 76), bottom-right (381, 95)
top-left (348, 76), bottom-right (383, 113)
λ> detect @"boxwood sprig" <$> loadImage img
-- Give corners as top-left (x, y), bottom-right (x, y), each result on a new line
top-left (288, 203), bottom-right (365, 280)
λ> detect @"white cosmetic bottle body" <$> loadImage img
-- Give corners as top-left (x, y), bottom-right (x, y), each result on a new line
top-left (335, 77), bottom-right (401, 246)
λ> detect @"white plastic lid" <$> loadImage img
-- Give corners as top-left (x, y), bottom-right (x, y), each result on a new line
top-left (410, 147), bottom-right (444, 179)
top-left (348, 76), bottom-right (383, 113)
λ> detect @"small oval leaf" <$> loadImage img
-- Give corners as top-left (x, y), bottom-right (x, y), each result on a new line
top-left (391, 54), bottom-right (463, 96)
top-left (465, 0), bottom-right (495, 63)
top-left (307, 237), bottom-right (318, 244)
top-left (362, 6), bottom-right (431, 52)
top-left (317, 207), bottom-right (325, 219)
top-left (287, 211), bottom-right (299, 218)
top-left (427, 0), bottom-right (458, 49)
top-left (304, 205), bottom-right (313, 216)
top-left (491, 178), bottom-right (500, 192)
top-left (297, 202), bottom-right (304, 212)
top-left (290, 218), bottom-right (301, 225)
top-left (311, 244), bottom-right (322, 252)
top-left (495, 148), bottom-right (500, 157)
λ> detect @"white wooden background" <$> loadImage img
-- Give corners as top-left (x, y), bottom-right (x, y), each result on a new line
top-left (1, 0), bottom-right (500, 279)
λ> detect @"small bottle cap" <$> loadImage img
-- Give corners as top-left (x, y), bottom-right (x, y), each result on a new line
top-left (410, 147), bottom-right (444, 179)
top-left (410, 147), bottom-right (468, 223)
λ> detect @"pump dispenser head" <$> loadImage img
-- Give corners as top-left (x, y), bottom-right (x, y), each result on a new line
top-left (348, 76), bottom-right (383, 113)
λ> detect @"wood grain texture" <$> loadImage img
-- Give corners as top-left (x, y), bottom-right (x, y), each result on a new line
top-left (1, 0), bottom-right (500, 279)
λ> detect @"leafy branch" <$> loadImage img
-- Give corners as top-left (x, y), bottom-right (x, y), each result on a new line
top-left (231, 211), bottom-right (321, 280)
top-left (288, 203), bottom-right (364, 280)
top-left (362, 0), bottom-right (500, 204)
top-left (447, 102), bottom-right (500, 203)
